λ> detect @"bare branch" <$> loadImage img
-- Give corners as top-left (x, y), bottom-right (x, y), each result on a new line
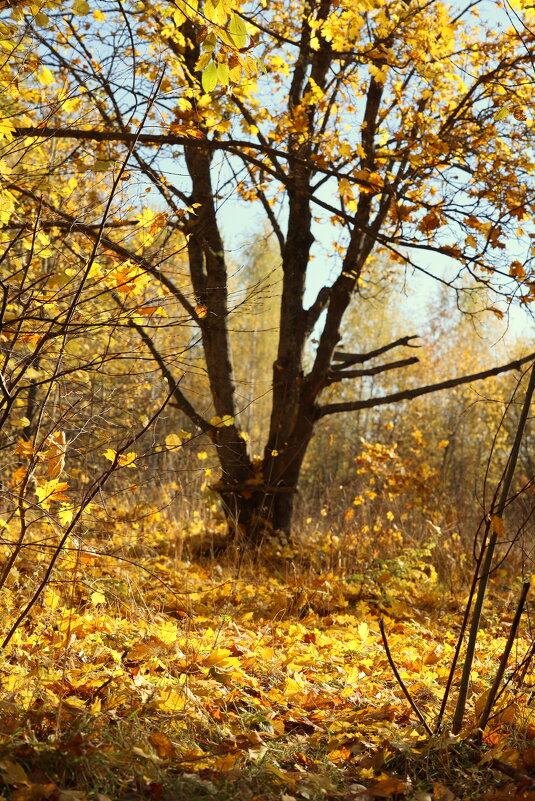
top-left (317, 351), bottom-right (535, 418)
top-left (327, 356), bottom-right (419, 384)
top-left (127, 315), bottom-right (216, 439)
top-left (332, 335), bottom-right (421, 367)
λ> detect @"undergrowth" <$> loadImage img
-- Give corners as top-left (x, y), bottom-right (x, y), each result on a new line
top-left (0, 515), bottom-right (533, 801)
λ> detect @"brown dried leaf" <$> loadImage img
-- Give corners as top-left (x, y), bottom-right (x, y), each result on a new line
top-left (148, 731), bottom-right (177, 759)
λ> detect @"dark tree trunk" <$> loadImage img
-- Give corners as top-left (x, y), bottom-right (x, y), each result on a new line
top-left (214, 397), bottom-right (317, 542)
top-left (217, 486), bottom-right (298, 543)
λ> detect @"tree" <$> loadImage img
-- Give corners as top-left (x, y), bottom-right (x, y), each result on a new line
top-left (5, 0), bottom-right (535, 541)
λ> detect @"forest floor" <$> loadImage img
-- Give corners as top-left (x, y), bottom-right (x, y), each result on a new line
top-left (0, 516), bottom-right (534, 801)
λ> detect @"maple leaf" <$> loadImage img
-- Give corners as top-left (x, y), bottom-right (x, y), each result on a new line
top-left (510, 260), bottom-right (526, 280)
top-left (103, 449), bottom-right (138, 468)
top-left (35, 479), bottom-right (70, 510)
top-left (14, 439), bottom-right (34, 458)
top-left (42, 430), bottom-right (67, 478)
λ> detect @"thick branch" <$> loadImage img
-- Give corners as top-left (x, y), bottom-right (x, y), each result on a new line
top-left (12, 127), bottom-right (389, 193)
top-left (317, 351), bottom-right (535, 418)
top-left (6, 219), bottom-right (139, 230)
top-left (332, 335), bottom-right (420, 367)
top-left (327, 356), bottom-right (419, 384)
top-left (304, 286), bottom-right (331, 336)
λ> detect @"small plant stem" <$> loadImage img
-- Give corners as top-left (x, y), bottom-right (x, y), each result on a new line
top-left (452, 362), bottom-right (535, 735)
top-left (379, 619), bottom-right (433, 736)
top-left (434, 538), bottom-right (485, 733)
top-left (477, 579), bottom-right (531, 734)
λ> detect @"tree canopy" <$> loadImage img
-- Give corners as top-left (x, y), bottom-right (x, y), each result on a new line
top-left (2, 0), bottom-right (535, 540)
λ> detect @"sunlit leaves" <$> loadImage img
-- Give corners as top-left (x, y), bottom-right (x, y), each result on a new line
top-left (229, 12), bottom-right (247, 48)
top-left (102, 449), bottom-right (138, 468)
top-left (0, 497), bottom-right (532, 798)
top-left (136, 208), bottom-right (168, 247)
top-left (201, 61), bottom-right (218, 93)
top-left (164, 433), bottom-right (182, 449)
top-left (0, 119), bottom-right (14, 141)
top-left (35, 479), bottom-right (70, 510)
top-left (209, 414), bottom-right (234, 427)
top-left (72, 0), bottom-right (90, 14)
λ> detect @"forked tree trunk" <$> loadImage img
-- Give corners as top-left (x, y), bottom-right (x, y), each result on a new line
top-left (22, 12), bottom-right (531, 548)
top-left (217, 486), bottom-right (297, 543)
top-left (214, 403), bottom-right (316, 542)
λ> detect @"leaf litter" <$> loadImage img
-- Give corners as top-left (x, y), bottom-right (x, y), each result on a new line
top-left (0, 519), bottom-right (534, 801)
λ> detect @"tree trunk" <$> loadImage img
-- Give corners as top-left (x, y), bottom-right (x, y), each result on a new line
top-left (217, 486), bottom-right (298, 544)
top-left (215, 399), bottom-right (316, 543)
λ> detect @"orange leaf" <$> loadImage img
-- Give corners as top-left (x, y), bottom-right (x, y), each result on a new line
top-left (149, 731), bottom-right (177, 759)
top-left (149, 212), bottom-right (168, 236)
top-left (432, 783), bottom-right (456, 801)
top-left (491, 514), bottom-right (505, 538)
top-left (136, 306), bottom-right (160, 316)
top-left (370, 776), bottom-right (407, 797)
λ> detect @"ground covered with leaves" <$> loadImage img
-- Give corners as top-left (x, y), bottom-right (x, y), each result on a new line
top-left (0, 519), bottom-right (534, 801)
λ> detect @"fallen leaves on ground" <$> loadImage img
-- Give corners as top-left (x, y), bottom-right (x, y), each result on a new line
top-left (0, 520), bottom-right (533, 801)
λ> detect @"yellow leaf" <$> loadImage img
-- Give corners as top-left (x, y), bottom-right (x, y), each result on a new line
top-left (12, 417), bottom-right (30, 429)
top-left (37, 67), bottom-right (55, 86)
top-left (202, 61), bottom-right (218, 93)
top-left (357, 621), bottom-right (369, 642)
top-left (204, 648), bottom-right (239, 668)
top-left (35, 480), bottom-right (70, 510)
top-left (58, 504), bottom-right (74, 526)
top-left (156, 620), bottom-right (178, 645)
top-left (91, 591), bottom-right (106, 606)
top-left (34, 11), bottom-right (49, 26)
top-left (165, 433), bottom-right (182, 449)
top-left (494, 107), bottom-right (510, 121)
top-left (157, 689), bottom-right (187, 712)
top-left (103, 448), bottom-right (117, 463)
top-left (229, 12), bottom-right (247, 48)
top-left (103, 450), bottom-right (137, 467)
top-left (210, 414), bottom-right (234, 428)
top-left (368, 63), bottom-right (389, 84)
top-left (118, 452), bottom-right (137, 468)
top-left (72, 0), bottom-right (90, 15)
top-left (43, 589), bottom-right (62, 610)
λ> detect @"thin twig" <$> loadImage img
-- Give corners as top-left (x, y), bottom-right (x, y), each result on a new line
top-left (452, 362), bottom-right (535, 734)
top-left (433, 535), bottom-right (487, 733)
top-left (478, 580), bottom-right (531, 733)
top-left (379, 619), bottom-right (433, 735)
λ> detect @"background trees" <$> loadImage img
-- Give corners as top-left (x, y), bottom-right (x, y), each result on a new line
top-left (3, 0), bottom-right (535, 541)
